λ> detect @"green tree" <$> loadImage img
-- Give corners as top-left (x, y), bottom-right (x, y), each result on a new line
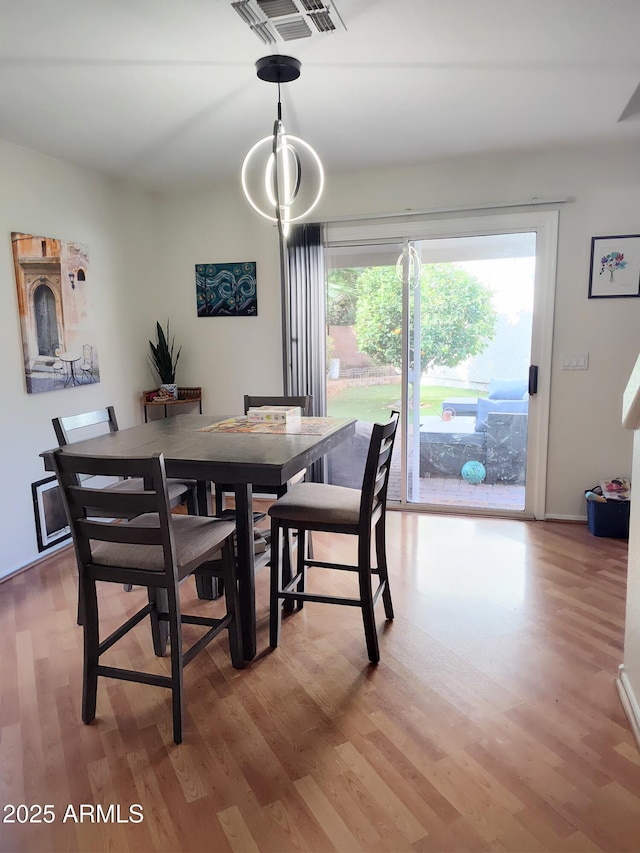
top-left (355, 263), bottom-right (496, 374)
top-left (326, 268), bottom-right (360, 326)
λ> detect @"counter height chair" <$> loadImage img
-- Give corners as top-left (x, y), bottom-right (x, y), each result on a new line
top-left (52, 406), bottom-right (198, 514)
top-left (213, 394), bottom-right (313, 516)
top-left (212, 394), bottom-right (314, 603)
top-left (268, 412), bottom-right (399, 664)
top-left (49, 449), bottom-right (243, 745)
top-left (53, 406), bottom-right (201, 620)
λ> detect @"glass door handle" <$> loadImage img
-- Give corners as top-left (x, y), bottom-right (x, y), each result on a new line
top-left (528, 365), bottom-right (539, 395)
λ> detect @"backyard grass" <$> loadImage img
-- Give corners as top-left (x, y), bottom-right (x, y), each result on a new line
top-left (327, 383), bottom-right (479, 422)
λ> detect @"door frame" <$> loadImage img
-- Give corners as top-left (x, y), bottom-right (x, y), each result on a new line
top-left (326, 209), bottom-right (559, 519)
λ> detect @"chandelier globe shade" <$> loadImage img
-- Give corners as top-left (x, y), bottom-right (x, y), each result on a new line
top-left (241, 55), bottom-right (324, 237)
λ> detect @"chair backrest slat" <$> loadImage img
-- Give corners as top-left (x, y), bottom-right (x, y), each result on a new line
top-left (52, 406), bottom-right (118, 446)
top-left (66, 483), bottom-right (158, 518)
top-left (78, 518), bottom-right (163, 546)
top-left (244, 394), bottom-right (312, 417)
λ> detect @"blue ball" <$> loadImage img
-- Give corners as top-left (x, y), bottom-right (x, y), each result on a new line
top-left (461, 460), bottom-right (486, 484)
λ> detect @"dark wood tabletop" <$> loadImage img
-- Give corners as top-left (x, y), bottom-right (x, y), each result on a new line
top-left (43, 413), bottom-right (356, 660)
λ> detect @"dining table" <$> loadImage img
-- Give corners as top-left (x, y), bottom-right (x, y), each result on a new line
top-left (42, 412), bottom-right (356, 660)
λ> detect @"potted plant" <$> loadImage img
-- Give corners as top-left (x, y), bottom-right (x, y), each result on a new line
top-left (149, 320), bottom-right (181, 400)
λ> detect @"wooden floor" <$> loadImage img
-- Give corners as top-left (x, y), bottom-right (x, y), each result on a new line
top-left (1, 512), bottom-right (638, 852)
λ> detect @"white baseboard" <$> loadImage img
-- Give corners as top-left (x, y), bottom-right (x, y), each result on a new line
top-left (544, 514), bottom-right (587, 523)
top-left (616, 665), bottom-right (640, 753)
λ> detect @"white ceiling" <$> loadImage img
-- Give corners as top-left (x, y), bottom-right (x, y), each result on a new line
top-left (1, 0), bottom-right (639, 190)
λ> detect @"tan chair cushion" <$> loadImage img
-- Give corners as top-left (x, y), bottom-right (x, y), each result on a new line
top-left (268, 482), bottom-right (361, 526)
top-left (111, 477), bottom-right (194, 503)
top-left (91, 514), bottom-right (235, 579)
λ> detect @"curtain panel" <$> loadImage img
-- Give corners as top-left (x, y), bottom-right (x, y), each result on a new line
top-left (285, 223), bottom-right (326, 417)
top-left (285, 223), bottom-right (327, 482)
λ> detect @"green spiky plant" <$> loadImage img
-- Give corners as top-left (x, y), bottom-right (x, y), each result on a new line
top-left (149, 320), bottom-right (181, 384)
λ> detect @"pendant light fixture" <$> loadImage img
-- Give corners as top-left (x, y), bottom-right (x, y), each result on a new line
top-left (241, 55), bottom-right (324, 239)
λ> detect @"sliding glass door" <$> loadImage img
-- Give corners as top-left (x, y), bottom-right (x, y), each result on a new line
top-left (325, 210), bottom-right (557, 518)
top-left (403, 233), bottom-right (535, 513)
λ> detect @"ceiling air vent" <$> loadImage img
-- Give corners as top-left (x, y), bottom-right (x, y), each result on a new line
top-left (231, 0), bottom-right (345, 43)
top-left (274, 18), bottom-right (312, 40)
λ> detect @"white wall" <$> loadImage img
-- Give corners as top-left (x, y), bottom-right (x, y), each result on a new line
top-left (0, 140), bottom-right (155, 578)
top-left (152, 184), bottom-right (283, 414)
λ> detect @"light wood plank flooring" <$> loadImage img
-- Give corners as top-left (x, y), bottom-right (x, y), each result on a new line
top-left (1, 513), bottom-right (638, 853)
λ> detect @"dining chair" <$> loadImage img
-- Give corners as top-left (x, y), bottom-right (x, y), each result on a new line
top-left (213, 394), bottom-right (313, 516)
top-left (53, 406), bottom-right (202, 618)
top-left (49, 448), bottom-right (244, 744)
top-left (52, 406), bottom-right (198, 514)
top-left (268, 411), bottom-right (399, 663)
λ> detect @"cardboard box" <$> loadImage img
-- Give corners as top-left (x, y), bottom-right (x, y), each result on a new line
top-left (247, 406), bottom-right (302, 423)
top-left (587, 499), bottom-right (630, 538)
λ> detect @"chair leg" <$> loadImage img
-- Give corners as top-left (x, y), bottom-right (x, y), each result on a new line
top-left (76, 573), bottom-right (85, 626)
top-left (193, 482), bottom-right (222, 601)
top-left (148, 588), bottom-right (169, 656)
top-left (81, 577), bottom-right (99, 724)
top-left (295, 529), bottom-right (307, 611)
top-left (166, 586), bottom-right (184, 745)
top-left (358, 536), bottom-right (380, 664)
top-left (282, 528), bottom-right (296, 613)
top-left (269, 519), bottom-right (283, 648)
top-left (375, 518), bottom-right (394, 620)
top-left (220, 538), bottom-right (245, 669)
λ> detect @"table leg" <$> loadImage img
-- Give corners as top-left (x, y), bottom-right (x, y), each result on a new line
top-left (235, 483), bottom-right (256, 660)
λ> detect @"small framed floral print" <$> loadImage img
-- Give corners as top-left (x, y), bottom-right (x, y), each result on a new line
top-left (588, 235), bottom-right (640, 298)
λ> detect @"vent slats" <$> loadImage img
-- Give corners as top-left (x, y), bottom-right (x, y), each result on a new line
top-left (308, 10), bottom-right (334, 32)
top-left (274, 18), bottom-right (312, 40)
top-left (232, 0), bottom-right (343, 43)
top-left (257, 0), bottom-right (299, 18)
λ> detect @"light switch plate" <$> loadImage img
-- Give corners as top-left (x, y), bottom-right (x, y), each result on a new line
top-left (561, 352), bottom-right (589, 370)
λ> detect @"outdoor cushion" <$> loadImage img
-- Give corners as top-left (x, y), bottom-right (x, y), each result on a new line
top-left (488, 378), bottom-right (528, 400)
top-left (475, 397), bottom-right (528, 432)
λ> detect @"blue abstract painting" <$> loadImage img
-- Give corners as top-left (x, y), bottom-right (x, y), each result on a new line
top-left (195, 262), bottom-right (257, 317)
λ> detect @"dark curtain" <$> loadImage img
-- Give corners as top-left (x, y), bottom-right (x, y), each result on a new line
top-left (285, 223), bottom-right (326, 480)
